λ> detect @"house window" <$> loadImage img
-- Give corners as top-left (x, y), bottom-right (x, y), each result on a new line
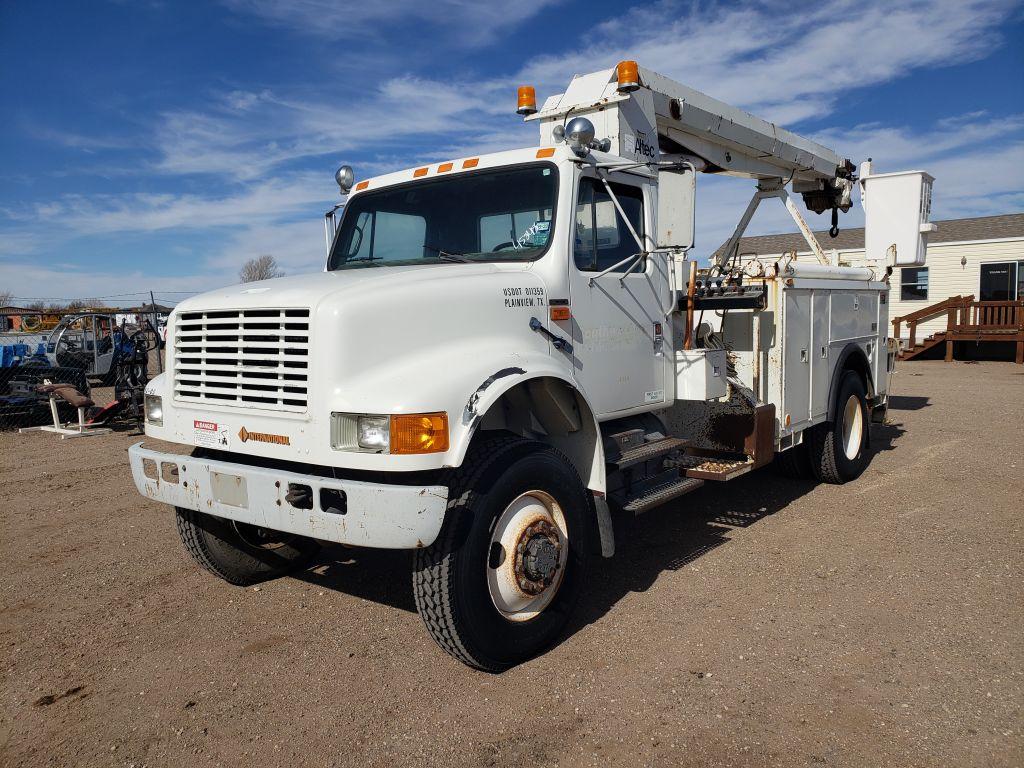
top-left (979, 261), bottom-right (1024, 301)
top-left (900, 267), bottom-right (929, 301)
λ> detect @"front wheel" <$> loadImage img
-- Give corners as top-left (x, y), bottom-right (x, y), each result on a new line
top-left (808, 370), bottom-right (870, 484)
top-left (413, 437), bottom-right (593, 672)
top-left (175, 508), bottom-right (319, 586)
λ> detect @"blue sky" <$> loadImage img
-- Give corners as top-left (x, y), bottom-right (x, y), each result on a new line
top-left (1, 0), bottom-right (1022, 306)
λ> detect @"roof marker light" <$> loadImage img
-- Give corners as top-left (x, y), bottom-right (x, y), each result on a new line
top-left (413, 167), bottom-right (429, 177)
top-left (517, 85), bottom-right (537, 115)
top-left (616, 60), bottom-right (640, 93)
top-left (438, 162), bottom-right (453, 173)
top-left (355, 180), bottom-right (369, 191)
top-left (536, 147), bottom-right (555, 158)
top-left (462, 158), bottom-right (479, 168)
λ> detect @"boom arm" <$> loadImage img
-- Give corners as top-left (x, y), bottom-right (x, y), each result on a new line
top-left (526, 63), bottom-right (931, 269)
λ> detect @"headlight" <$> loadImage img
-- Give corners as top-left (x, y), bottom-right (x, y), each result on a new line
top-left (357, 415), bottom-right (390, 451)
top-left (332, 412), bottom-right (449, 454)
top-left (144, 394), bottom-right (163, 426)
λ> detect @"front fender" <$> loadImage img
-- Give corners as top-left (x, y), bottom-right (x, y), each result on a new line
top-left (451, 360), bottom-right (606, 493)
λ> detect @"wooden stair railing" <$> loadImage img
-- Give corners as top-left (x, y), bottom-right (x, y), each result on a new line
top-left (894, 296), bottom-right (1024, 363)
top-left (892, 295), bottom-right (972, 350)
top-left (954, 300), bottom-right (1024, 332)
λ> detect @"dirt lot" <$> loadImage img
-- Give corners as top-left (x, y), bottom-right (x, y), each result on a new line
top-left (1, 360), bottom-right (1021, 767)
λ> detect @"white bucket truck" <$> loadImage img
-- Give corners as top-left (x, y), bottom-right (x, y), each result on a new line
top-left (130, 62), bottom-right (935, 671)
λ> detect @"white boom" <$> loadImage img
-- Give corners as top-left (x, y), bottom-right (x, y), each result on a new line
top-left (530, 65), bottom-right (848, 185)
top-left (526, 63), bottom-right (932, 269)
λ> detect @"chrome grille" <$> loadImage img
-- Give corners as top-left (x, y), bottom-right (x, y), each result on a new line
top-left (174, 308), bottom-right (310, 412)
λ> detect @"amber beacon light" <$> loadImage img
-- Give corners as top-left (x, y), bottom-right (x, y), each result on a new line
top-left (517, 85), bottom-right (538, 115)
top-left (616, 60), bottom-right (640, 93)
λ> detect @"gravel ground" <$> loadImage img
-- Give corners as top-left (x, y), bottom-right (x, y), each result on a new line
top-left (1, 360), bottom-right (1021, 768)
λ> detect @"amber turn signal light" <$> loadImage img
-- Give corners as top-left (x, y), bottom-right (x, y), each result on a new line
top-left (549, 306), bottom-right (571, 321)
top-left (390, 412), bottom-right (449, 455)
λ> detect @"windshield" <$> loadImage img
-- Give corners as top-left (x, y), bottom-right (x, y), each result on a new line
top-left (328, 163), bottom-right (557, 270)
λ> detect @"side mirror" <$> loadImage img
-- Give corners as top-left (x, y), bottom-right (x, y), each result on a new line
top-left (657, 168), bottom-right (696, 251)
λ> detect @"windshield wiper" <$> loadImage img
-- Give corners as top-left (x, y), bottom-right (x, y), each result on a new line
top-left (423, 244), bottom-right (472, 263)
top-left (344, 255), bottom-right (381, 264)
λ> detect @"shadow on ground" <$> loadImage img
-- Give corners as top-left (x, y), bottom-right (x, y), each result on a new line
top-left (294, 422), bottom-right (907, 641)
top-left (888, 395), bottom-right (930, 411)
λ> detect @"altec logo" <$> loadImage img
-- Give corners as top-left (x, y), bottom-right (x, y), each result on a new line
top-left (633, 131), bottom-right (657, 160)
top-left (194, 420), bottom-right (218, 431)
top-left (238, 426), bottom-right (291, 446)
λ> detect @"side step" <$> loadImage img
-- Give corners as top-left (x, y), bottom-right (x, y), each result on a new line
top-left (607, 435), bottom-right (689, 470)
top-left (622, 474), bottom-right (704, 515)
top-left (676, 454), bottom-right (755, 482)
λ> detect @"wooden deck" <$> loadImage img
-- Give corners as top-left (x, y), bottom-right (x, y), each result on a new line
top-left (893, 295), bottom-right (1024, 364)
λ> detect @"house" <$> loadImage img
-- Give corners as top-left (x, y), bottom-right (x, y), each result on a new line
top-left (712, 213), bottom-right (1024, 361)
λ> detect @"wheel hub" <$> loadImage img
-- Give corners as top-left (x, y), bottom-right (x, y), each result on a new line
top-left (516, 520), bottom-right (561, 593)
top-left (486, 491), bottom-right (569, 621)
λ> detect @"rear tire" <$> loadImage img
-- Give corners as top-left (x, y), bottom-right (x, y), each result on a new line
top-left (413, 436), bottom-right (593, 672)
top-left (808, 370), bottom-right (870, 484)
top-left (175, 508), bottom-right (319, 586)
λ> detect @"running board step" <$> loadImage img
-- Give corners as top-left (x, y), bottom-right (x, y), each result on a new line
top-left (607, 436), bottom-right (690, 470)
top-left (622, 475), bottom-right (704, 515)
top-left (677, 454), bottom-right (755, 482)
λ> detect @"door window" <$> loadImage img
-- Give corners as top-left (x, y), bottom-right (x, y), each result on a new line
top-left (574, 177), bottom-right (645, 273)
top-left (980, 261), bottom-right (1021, 301)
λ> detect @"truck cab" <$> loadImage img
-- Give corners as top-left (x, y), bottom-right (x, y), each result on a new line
top-left (130, 62), bottom-right (934, 672)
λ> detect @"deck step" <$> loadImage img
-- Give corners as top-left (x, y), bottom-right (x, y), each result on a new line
top-left (622, 474), bottom-right (704, 514)
top-left (607, 436), bottom-right (689, 470)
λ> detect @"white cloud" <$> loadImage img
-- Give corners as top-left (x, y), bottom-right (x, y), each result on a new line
top-left (151, 76), bottom-right (511, 180)
top-left (30, 172), bottom-right (332, 236)
top-left (222, 0), bottom-right (562, 47)
top-left (515, 0), bottom-right (1018, 124)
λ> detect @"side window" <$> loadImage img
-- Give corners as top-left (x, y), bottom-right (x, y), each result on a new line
top-left (574, 177), bottom-right (645, 272)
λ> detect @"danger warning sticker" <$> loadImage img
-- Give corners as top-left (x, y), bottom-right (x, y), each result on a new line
top-left (193, 420), bottom-right (229, 448)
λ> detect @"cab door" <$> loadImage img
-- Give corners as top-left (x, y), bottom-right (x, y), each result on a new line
top-left (562, 171), bottom-right (670, 418)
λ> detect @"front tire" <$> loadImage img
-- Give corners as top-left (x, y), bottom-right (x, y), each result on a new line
top-left (808, 370), bottom-right (870, 484)
top-left (413, 436), bottom-right (593, 672)
top-left (175, 508), bottom-right (319, 586)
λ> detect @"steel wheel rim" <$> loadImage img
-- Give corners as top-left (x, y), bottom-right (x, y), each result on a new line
top-left (486, 490), bottom-right (569, 622)
top-left (842, 393), bottom-right (864, 460)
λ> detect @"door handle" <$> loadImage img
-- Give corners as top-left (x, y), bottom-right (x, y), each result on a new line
top-left (529, 317), bottom-right (573, 354)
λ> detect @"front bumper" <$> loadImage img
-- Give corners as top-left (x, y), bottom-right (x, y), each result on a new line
top-left (128, 442), bottom-right (449, 548)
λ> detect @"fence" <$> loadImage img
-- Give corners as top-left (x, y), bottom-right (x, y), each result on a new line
top-left (0, 322), bottom-right (162, 431)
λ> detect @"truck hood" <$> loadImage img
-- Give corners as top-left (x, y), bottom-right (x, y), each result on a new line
top-left (173, 263), bottom-right (518, 314)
